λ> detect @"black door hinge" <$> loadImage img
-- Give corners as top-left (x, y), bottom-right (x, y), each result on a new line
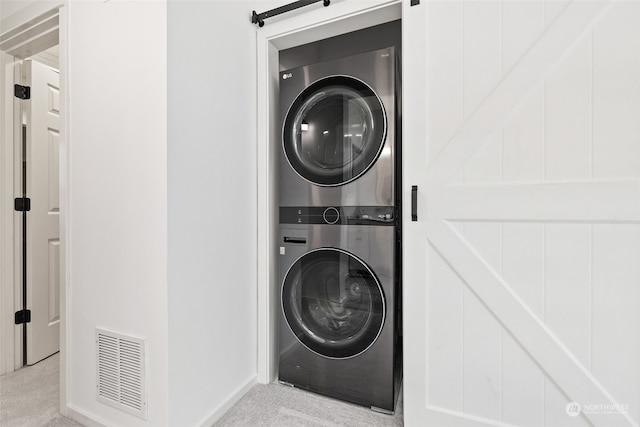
top-left (411, 0), bottom-right (420, 5)
top-left (14, 84), bottom-right (31, 100)
top-left (14, 197), bottom-right (31, 212)
top-left (15, 309), bottom-right (31, 324)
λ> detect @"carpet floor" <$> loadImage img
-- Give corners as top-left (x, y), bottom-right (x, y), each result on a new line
top-left (215, 383), bottom-right (403, 426)
top-left (2, 355), bottom-right (403, 426)
top-left (0, 353), bottom-right (82, 427)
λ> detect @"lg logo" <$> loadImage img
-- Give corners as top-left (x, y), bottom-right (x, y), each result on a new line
top-left (282, 73), bottom-right (293, 80)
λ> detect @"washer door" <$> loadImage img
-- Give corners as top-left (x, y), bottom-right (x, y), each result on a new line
top-left (282, 248), bottom-right (385, 359)
top-left (283, 76), bottom-right (387, 187)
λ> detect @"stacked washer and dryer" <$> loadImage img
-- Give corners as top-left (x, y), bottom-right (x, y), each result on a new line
top-left (277, 47), bottom-right (402, 413)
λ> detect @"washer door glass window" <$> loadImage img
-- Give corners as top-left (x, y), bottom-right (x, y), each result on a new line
top-left (282, 248), bottom-right (385, 359)
top-left (283, 76), bottom-right (387, 187)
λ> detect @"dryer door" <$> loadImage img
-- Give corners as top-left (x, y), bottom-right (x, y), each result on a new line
top-left (283, 76), bottom-right (387, 187)
top-left (282, 248), bottom-right (385, 359)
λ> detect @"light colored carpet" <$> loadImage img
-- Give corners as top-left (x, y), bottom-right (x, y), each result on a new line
top-left (215, 383), bottom-right (403, 426)
top-left (0, 353), bottom-right (82, 427)
top-left (2, 354), bottom-right (402, 426)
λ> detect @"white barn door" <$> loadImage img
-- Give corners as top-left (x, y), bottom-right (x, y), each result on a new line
top-left (403, 1), bottom-right (640, 426)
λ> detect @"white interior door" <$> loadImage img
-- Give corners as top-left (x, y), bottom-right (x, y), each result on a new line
top-left (403, 1), bottom-right (640, 426)
top-left (23, 58), bottom-right (60, 365)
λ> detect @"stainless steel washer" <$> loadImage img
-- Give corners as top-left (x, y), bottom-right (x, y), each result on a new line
top-left (277, 207), bottom-right (401, 412)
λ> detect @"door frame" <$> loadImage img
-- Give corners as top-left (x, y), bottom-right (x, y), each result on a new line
top-left (254, 0), bottom-right (402, 384)
top-left (13, 59), bottom-right (24, 371)
top-left (0, 1), bottom-right (70, 416)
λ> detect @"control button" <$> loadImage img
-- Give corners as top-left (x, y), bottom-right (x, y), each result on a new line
top-left (322, 207), bottom-right (340, 224)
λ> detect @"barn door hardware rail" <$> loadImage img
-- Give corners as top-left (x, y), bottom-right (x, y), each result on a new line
top-left (251, 0), bottom-right (330, 27)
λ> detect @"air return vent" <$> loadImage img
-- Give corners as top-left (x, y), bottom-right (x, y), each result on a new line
top-left (96, 328), bottom-right (147, 419)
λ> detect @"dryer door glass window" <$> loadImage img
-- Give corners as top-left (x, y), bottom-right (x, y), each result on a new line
top-left (283, 76), bottom-right (387, 187)
top-left (282, 248), bottom-right (385, 359)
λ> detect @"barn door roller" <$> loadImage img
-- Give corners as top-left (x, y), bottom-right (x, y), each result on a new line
top-left (251, 0), bottom-right (330, 27)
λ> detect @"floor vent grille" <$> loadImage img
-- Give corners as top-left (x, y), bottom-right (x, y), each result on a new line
top-left (96, 328), bottom-right (147, 419)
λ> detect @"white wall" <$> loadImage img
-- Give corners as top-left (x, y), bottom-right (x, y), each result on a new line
top-left (0, 1), bottom-right (33, 20)
top-left (167, 1), bottom-right (258, 425)
top-left (67, 1), bottom-right (169, 425)
top-left (0, 50), bottom-right (13, 377)
top-left (3, 1), bottom-right (259, 425)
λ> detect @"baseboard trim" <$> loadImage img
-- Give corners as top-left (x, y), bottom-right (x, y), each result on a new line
top-left (65, 376), bottom-right (257, 427)
top-left (197, 376), bottom-right (258, 427)
top-left (66, 404), bottom-right (108, 427)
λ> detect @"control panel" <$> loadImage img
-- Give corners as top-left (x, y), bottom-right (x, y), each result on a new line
top-left (280, 206), bottom-right (395, 226)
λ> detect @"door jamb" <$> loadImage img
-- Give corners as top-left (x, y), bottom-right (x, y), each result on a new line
top-left (13, 60), bottom-right (25, 370)
top-left (0, 2), bottom-right (69, 417)
top-left (254, 0), bottom-right (401, 384)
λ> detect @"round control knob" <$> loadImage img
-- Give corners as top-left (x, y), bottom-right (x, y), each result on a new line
top-left (322, 207), bottom-right (340, 224)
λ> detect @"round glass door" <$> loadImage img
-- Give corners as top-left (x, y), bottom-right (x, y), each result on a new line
top-left (283, 76), bottom-right (387, 187)
top-left (282, 248), bottom-right (385, 359)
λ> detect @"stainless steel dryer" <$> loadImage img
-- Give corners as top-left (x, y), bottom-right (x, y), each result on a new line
top-left (277, 207), bottom-right (402, 413)
top-left (279, 47), bottom-right (397, 207)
